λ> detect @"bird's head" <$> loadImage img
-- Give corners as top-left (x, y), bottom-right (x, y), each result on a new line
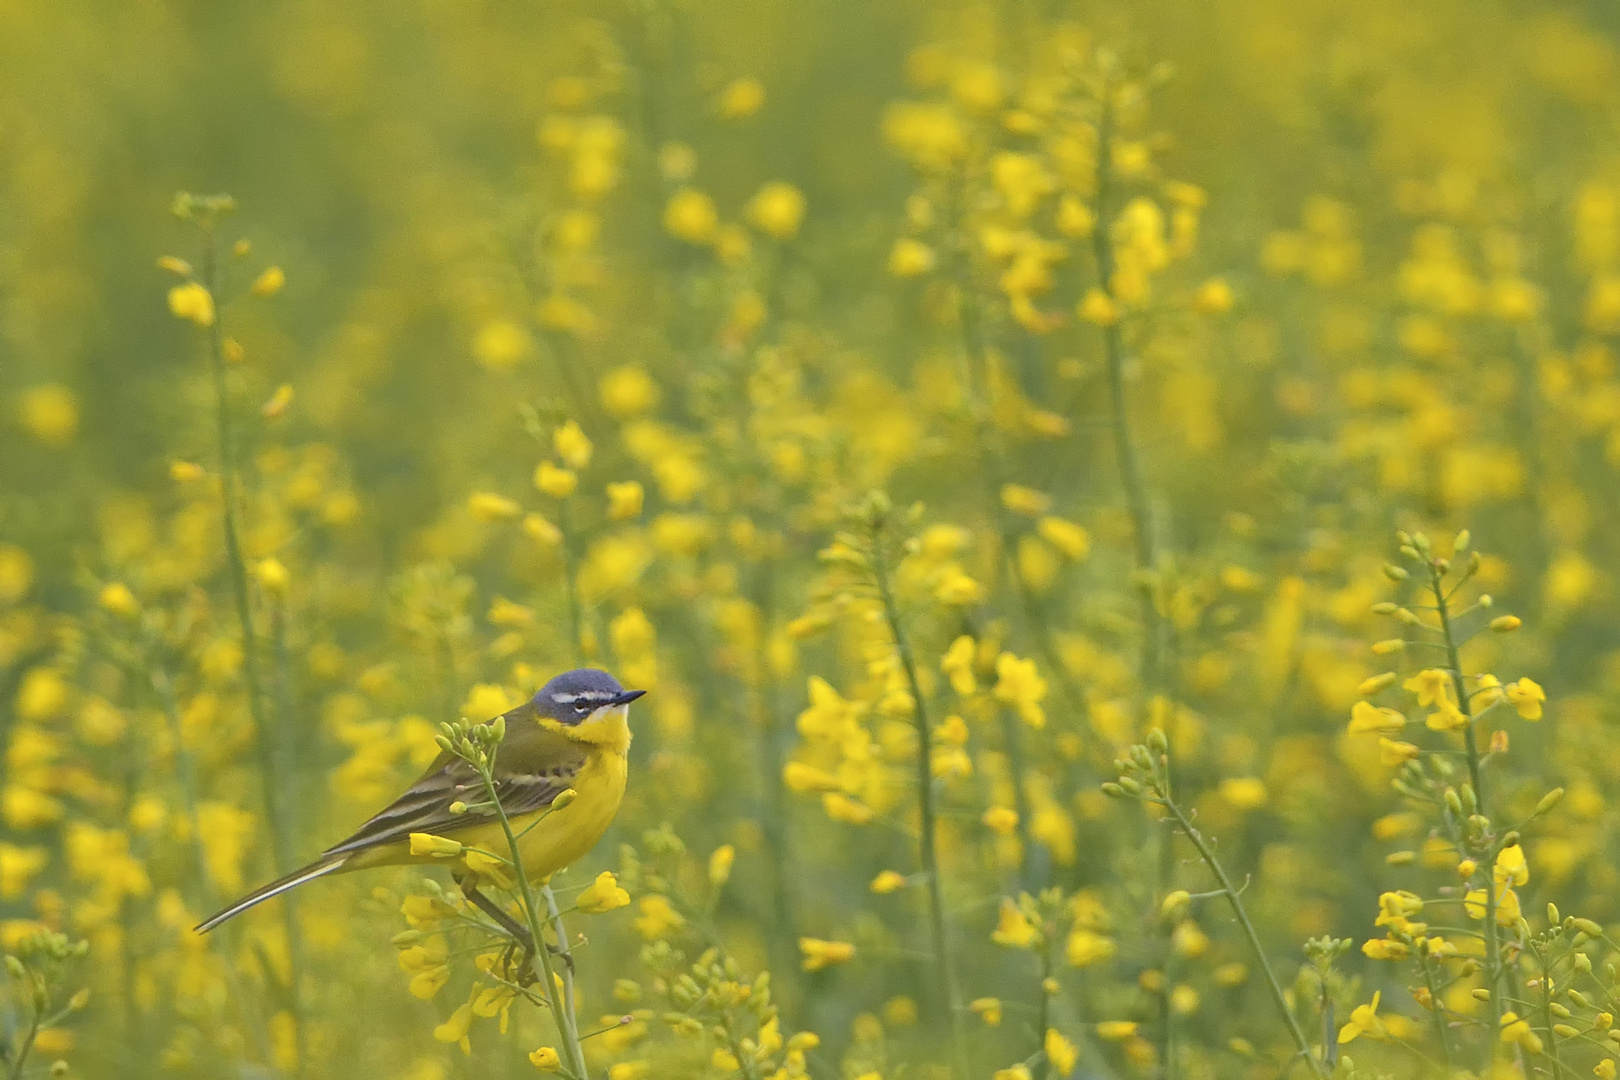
top-left (532, 668), bottom-right (646, 732)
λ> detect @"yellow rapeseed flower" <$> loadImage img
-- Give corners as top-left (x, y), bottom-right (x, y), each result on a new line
top-left (798, 937), bottom-right (855, 971)
top-left (167, 282), bottom-right (215, 326)
top-left (747, 181), bottom-right (806, 240)
top-left (577, 871), bottom-right (631, 913)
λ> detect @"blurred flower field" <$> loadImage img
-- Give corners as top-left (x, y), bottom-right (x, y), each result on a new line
top-left (4, 0), bottom-right (1620, 1077)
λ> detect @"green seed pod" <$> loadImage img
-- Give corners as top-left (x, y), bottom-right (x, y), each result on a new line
top-left (1383, 564), bottom-right (1409, 582)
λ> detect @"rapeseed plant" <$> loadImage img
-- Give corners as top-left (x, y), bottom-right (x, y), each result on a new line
top-left (5, 1), bottom-right (1620, 1078)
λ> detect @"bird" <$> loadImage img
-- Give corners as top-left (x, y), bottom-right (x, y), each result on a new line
top-left (196, 668), bottom-right (644, 935)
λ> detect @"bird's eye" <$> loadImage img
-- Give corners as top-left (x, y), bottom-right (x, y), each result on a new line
top-left (573, 702), bottom-right (590, 715)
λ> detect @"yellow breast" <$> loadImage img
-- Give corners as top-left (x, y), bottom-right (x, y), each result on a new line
top-left (510, 747), bottom-right (627, 880)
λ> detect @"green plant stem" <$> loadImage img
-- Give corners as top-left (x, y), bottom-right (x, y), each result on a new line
top-left (1430, 565), bottom-right (1503, 1051)
top-left (1158, 793), bottom-right (1326, 1078)
top-left (1089, 90), bottom-right (1162, 688)
top-left (200, 230), bottom-right (305, 1073)
top-left (150, 664), bottom-right (276, 1068)
top-left (199, 231), bottom-right (293, 880)
top-left (1420, 956), bottom-right (1455, 1073)
top-left (869, 529), bottom-right (968, 1076)
top-left (478, 767), bottom-right (588, 1078)
top-left (6, 999), bottom-right (40, 1080)
top-left (1539, 951), bottom-right (1566, 1080)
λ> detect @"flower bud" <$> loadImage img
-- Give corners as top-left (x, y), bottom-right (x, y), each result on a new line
top-left (1383, 564), bottom-right (1409, 582)
top-left (1490, 615), bottom-right (1521, 632)
top-left (1535, 787), bottom-right (1565, 815)
top-left (551, 789), bottom-right (578, 812)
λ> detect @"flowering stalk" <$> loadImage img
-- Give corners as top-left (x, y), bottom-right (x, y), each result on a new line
top-left (1106, 731), bottom-right (1327, 1079)
top-left (440, 716), bottom-right (589, 1078)
top-left (1087, 87), bottom-right (1163, 688)
top-left (861, 497), bottom-right (968, 1074)
top-left (1415, 536), bottom-right (1504, 1044)
top-left (184, 202), bottom-right (306, 1070)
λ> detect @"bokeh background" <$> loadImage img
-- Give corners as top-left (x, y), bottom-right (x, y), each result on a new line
top-left (3, 0), bottom-right (1620, 1077)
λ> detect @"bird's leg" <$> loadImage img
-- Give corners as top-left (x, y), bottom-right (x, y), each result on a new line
top-left (458, 878), bottom-right (537, 986)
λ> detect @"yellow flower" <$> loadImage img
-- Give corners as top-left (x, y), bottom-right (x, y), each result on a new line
top-left (529, 1047), bottom-right (562, 1071)
top-left (1037, 516), bottom-right (1090, 560)
top-left (250, 266), bottom-right (285, 297)
top-left (20, 385), bottom-right (78, 445)
top-left (1378, 738), bottom-right (1421, 766)
top-left (747, 181), bottom-right (806, 240)
top-left (718, 77), bottom-right (765, 118)
top-left (1358, 672), bottom-right (1397, 696)
top-left (474, 320), bottom-right (530, 370)
top-left (1096, 1021), bottom-right (1138, 1041)
top-left (1192, 277), bottom-right (1234, 314)
top-left (993, 653), bottom-right (1047, 728)
top-left (1337, 991), bottom-right (1386, 1043)
top-left (0, 546), bottom-right (32, 604)
top-left (941, 636), bottom-right (978, 695)
top-left (1045, 1030), bottom-right (1079, 1077)
top-left (708, 845), bottom-right (734, 887)
top-left (552, 420), bottom-right (593, 469)
top-left (1078, 288), bottom-right (1119, 326)
top-left (971, 998), bottom-right (1003, 1025)
top-left (934, 570), bottom-right (982, 605)
top-left (409, 833), bottom-right (464, 858)
top-left (577, 871), bottom-right (631, 914)
top-left (433, 1003), bottom-right (473, 1053)
top-left (255, 558), bottom-right (290, 597)
top-left (1506, 678), bottom-right (1545, 720)
top-left (1000, 484), bottom-right (1052, 515)
top-left (991, 899), bottom-right (1039, 949)
top-left (1403, 669), bottom-right (1451, 707)
top-left (1595, 1059), bottom-right (1616, 1080)
top-left (98, 582), bottom-right (140, 618)
top-left (870, 870), bottom-right (906, 894)
top-left (889, 238), bottom-right (936, 277)
top-left (633, 895), bottom-right (684, 939)
top-left (799, 937), bottom-right (855, 971)
top-left (468, 493), bottom-right (523, 522)
top-left (983, 805), bottom-right (1019, 835)
top-left (599, 366), bottom-right (659, 418)
top-left (1495, 843), bottom-right (1529, 886)
top-left (664, 189), bottom-right (719, 245)
top-left (606, 481), bottom-right (644, 520)
top-left (1501, 1012), bottom-right (1544, 1055)
top-left (1361, 938), bottom-right (1409, 960)
top-left (1066, 929), bottom-right (1115, 967)
top-left (1218, 778), bottom-right (1267, 810)
top-left (1348, 700), bottom-right (1406, 736)
top-left (167, 282), bottom-right (215, 326)
top-left (994, 1068), bottom-right (1031, 1080)
top-left (534, 462), bottom-right (578, 498)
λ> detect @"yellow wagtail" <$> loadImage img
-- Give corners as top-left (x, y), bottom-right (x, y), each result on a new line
top-left (197, 668), bottom-right (643, 934)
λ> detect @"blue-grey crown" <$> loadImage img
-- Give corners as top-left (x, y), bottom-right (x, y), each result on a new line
top-left (532, 668), bottom-right (645, 723)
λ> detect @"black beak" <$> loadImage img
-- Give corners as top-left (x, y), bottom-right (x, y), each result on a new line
top-left (614, 689), bottom-right (647, 706)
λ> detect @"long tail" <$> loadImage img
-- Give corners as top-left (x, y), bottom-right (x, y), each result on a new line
top-left (194, 856), bottom-right (348, 934)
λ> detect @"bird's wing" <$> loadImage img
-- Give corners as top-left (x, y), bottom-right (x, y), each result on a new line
top-left (321, 707), bottom-right (588, 859)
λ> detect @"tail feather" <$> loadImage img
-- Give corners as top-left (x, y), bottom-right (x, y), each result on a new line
top-left (195, 856), bottom-right (347, 934)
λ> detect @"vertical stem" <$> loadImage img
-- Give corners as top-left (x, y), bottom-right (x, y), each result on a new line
top-left (1539, 951), bottom-right (1566, 1080)
top-left (1089, 91), bottom-right (1162, 688)
top-left (1421, 956), bottom-right (1454, 1074)
top-left (997, 706), bottom-right (1040, 891)
top-left (869, 530), bottom-right (967, 1075)
top-left (559, 503), bottom-right (587, 666)
top-left (1160, 795), bottom-right (1325, 1079)
top-left (150, 664), bottom-right (276, 1067)
top-left (200, 231), bottom-right (304, 1074)
top-left (1430, 567), bottom-right (1502, 1050)
top-left (200, 232), bottom-right (292, 879)
top-left (480, 769), bottom-right (587, 1078)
